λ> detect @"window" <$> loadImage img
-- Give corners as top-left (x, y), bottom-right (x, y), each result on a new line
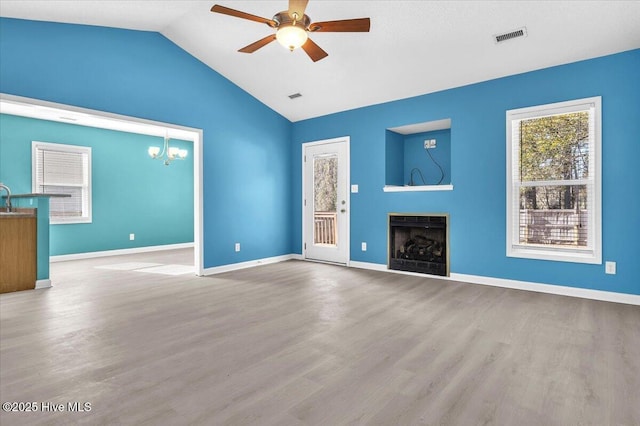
top-left (506, 97), bottom-right (601, 264)
top-left (32, 142), bottom-right (92, 224)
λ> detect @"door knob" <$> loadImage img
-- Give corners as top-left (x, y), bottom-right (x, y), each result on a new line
top-left (341, 209), bottom-right (346, 213)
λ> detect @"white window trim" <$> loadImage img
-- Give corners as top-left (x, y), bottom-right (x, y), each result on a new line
top-left (506, 96), bottom-right (602, 264)
top-left (32, 141), bottom-right (92, 225)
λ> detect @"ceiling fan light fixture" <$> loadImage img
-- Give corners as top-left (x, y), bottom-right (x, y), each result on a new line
top-left (211, 3), bottom-right (370, 61)
top-left (276, 24), bottom-right (308, 51)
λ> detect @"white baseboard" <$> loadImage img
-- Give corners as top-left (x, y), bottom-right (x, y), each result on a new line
top-left (290, 254), bottom-right (304, 261)
top-left (35, 279), bottom-right (52, 289)
top-left (348, 261), bottom-right (640, 306)
top-left (449, 273), bottom-right (640, 306)
top-left (50, 242), bottom-right (194, 263)
top-left (203, 254), bottom-right (298, 275)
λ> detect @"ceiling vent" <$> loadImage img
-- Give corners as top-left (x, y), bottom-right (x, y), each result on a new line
top-left (494, 27), bottom-right (527, 44)
top-left (288, 93), bottom-right (302, 99)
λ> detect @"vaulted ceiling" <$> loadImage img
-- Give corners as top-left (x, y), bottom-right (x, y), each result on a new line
top-left (1, 1), bottom-right (639, 122)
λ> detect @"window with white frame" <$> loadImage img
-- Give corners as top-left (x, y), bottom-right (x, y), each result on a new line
top-left (32, 141), bottom-right (92, 224)
top-left (506, 97), bottom-right (601, 264)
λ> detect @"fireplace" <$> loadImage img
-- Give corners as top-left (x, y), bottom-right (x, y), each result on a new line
top-left (388, 214), bottom-right (449, 276)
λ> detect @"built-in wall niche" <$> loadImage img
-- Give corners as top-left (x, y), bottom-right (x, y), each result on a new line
top-left (384, 118), bottom-right (453, 192)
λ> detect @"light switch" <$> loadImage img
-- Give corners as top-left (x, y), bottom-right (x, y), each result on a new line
top-left (351, 184), bottom-right (359, 193)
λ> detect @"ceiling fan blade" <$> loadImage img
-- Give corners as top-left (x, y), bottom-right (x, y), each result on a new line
top-left (288, 0), bottom-right (309, 19)
top-left (301, 38), bottom-right (328, 62)
top-left (211, 5), bottom-right (276, 27)
top-left (238, 34), bottom-right (277, 53)
top-left (310, 18), bottom-right (370, 32)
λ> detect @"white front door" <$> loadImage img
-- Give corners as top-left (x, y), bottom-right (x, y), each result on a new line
top-left (303, 138), bottom-right (349, 264)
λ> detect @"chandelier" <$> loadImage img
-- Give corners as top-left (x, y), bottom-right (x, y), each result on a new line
top-left (148, 134), bottom-right (187, 166)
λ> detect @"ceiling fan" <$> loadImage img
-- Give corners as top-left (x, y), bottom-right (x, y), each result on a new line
top-left (211, 0), bottom-right (370, 62)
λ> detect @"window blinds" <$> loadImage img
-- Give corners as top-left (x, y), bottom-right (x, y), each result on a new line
top-left (33, 143), bottom-right (91, 222)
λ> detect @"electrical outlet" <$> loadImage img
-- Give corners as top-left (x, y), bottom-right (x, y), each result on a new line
top-left (361, 242), bottom-right (367, 251)
top-left (129, 233), bottom-right (135, 241)
top-left (235, 243), bottom-right (240, 252)
top-left (605, 261), bottom-right (616, 275)
top-left (424, 139), bottom-right (436, 149)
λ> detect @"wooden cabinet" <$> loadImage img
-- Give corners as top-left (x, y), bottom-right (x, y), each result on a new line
top-left (0, 212), bottom-right (37, 293)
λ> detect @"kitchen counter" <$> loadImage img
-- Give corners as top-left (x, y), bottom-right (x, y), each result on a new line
top-left (0, 194), bottom-right (68, 290)
top-left (0, 207), bottom-right (37, 217)
top-left (0, 208), bottom-right (38, 293)
top-left (4, 193), bottom-right (71, 199)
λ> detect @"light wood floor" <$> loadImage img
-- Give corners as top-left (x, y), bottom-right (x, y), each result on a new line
top-left (1, 249), bottom-right (638, 425)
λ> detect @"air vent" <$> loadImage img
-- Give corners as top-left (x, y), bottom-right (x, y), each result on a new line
top-left (494, 27), bottom-right (527, 44)
top-left (288, 93), bottom-right (302, 99)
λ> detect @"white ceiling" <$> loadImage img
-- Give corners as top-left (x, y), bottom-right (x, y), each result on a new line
top-left (1, 1), bottom-right (639, 122)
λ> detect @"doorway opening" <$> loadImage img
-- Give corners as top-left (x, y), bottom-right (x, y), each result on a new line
top-left (0, 93), bottom-right (204, 275)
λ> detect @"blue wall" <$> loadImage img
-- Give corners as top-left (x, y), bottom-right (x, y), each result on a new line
top-left (0, 114), bottom-right (193, 255)
top-left (2, 18), bottom-right (638, 296)
top-left (292, 49), bottom-right (640, 296)
top-left (0, 18), bottom-right (292, 267)
top-left (403, 129), bottom-right (451, 186)
top-left (385, 128), bottom-right (451, 186)
top-left (385, 130), bottom-right (404, 186)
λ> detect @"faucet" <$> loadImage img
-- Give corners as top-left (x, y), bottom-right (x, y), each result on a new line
top-left (0, 182), bottom-right (12, 212)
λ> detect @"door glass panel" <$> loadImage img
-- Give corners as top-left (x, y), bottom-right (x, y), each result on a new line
top-left (313, 154), bottom-right (338, 246)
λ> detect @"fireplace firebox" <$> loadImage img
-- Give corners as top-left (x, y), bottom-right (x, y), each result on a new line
top-left (388, 214), bottom-right (448, 276)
